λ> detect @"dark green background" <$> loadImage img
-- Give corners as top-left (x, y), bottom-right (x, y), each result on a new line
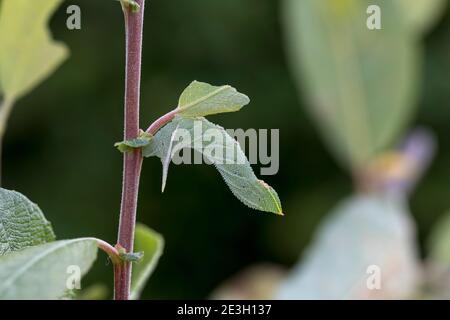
top-left (3, 0), bottom-right (450, 298)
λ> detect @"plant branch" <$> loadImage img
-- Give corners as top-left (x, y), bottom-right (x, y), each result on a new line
top-left (115, 0), bottom-right (145, 300)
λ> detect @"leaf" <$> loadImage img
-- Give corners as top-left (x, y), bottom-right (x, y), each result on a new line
top-left (0, 0), bottom-right (68, 101)
top-left (0, 188), bottom-right (55, 255)
top-left (396, 0), bottom-right (446, 35)
top-left (118, 250), bottom-right (144, 263)
top-left (428, 211), bottom-right (450, 268)
top-left (130, 223), bottom-right (164, 300)
top-left (143, 116), bottom-right (283, 215)
top-left (176, 81), bottom-right (250, 118)
top-left (276, 194), bottom-right (421, 299)
top-left (282, 0), bottom-right (420, 169)
top-left (0, 238), bottom-right (98, 300)
top-left (77, 284), bottom-right (109, 300)
top-left (114, 130), bottom-right (153, 153)
top-left (211, 264), bottom-right (286, 299)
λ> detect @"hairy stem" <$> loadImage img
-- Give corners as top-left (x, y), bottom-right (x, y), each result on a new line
top-left (146, 109), bottom-right (178, 135)
top-left (115, 0), bottom-right (145, 300)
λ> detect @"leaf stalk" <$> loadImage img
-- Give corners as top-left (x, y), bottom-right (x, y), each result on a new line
top-left (95, 238), bottom-right (122, 265)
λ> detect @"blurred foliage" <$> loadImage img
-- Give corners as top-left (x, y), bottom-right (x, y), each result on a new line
top-left (211, 264), bottom-right (286, 300)
top-left (397, 0), bottom-right (447, 35)
top-left (278, 0), bottom-right (447, 299)
top-left (0, 0), bottom-right (67, 142)
top-left (421, 210), bottom-right (450, 299)
top-left (1, 0), bottom-right (450, 299)
top-left (77, 284), bottom-right (109, 300)
top-left (428, 210), bottom-right (450, 268)
top-left (282, 0), bottom-right (445, 170)
top-left (276, 194), bottom-right (421, 299)
top-left (131, 223), bottom-right (164, 299)
top-left (0, 0), bottom-right (67, 101)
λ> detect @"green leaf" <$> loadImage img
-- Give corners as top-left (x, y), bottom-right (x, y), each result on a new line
top-left (143, 116), bottom-right (283, 215)
top-left (282, 0), bottom-right (420, 169)
top-left (115, 130), bottom-right (153, 153)
top-left (176, 81), bottom-right (250, 118)
top-left (0, 0), bottom-right (68, 101)
top-left (0, 238), bottom-right (98, 300)
top-left (77, 284), bottom-right (109, 300)
top-left (131, 223), bottom-right (164, 300)
top-left (0, 188), bottom-right (55, 255)
top-left (428, 211), bottom-right (450, 268)
top-left (396, 0), bottom-right (446, 35)
top-left (118, 250), bottom-right (144, 263)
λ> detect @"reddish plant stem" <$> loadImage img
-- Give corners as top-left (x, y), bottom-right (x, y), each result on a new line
top-left (95, 238), bottom-right (121, 265)
top-left (114, 0), bottom-right (145, 300)
top-left (146, 109), bottom-right (178, 135)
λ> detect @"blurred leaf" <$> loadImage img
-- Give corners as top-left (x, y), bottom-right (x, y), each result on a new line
top-left (130, 223), bottom-right (164, 300)
top-left (396, 0), bottom-right (447, 35)
top-left (0, 0), bottom-right (68, 138)
top-left (77, 284), bottom-right (109, 300)
top-left (276, 194), bottom-right (421, 299)
top-left (211, 264), bottom-right (286, 300)
top-left (282, 0), bottom-right (423, 169)
top-left (177, 81), bottom-right (250, 118)
top-left (423, 211), bottom-right (450, 299)
top-left (428, 210), bottom-right (450, 268)
top-left (0, 0), bottom-right (68, 101)
top-left (0, 238), bottom-right (98, 300)
top-left (143, 116), bottom-right (283, 215)
top-left (0, 188), bottom-right (55, 255)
